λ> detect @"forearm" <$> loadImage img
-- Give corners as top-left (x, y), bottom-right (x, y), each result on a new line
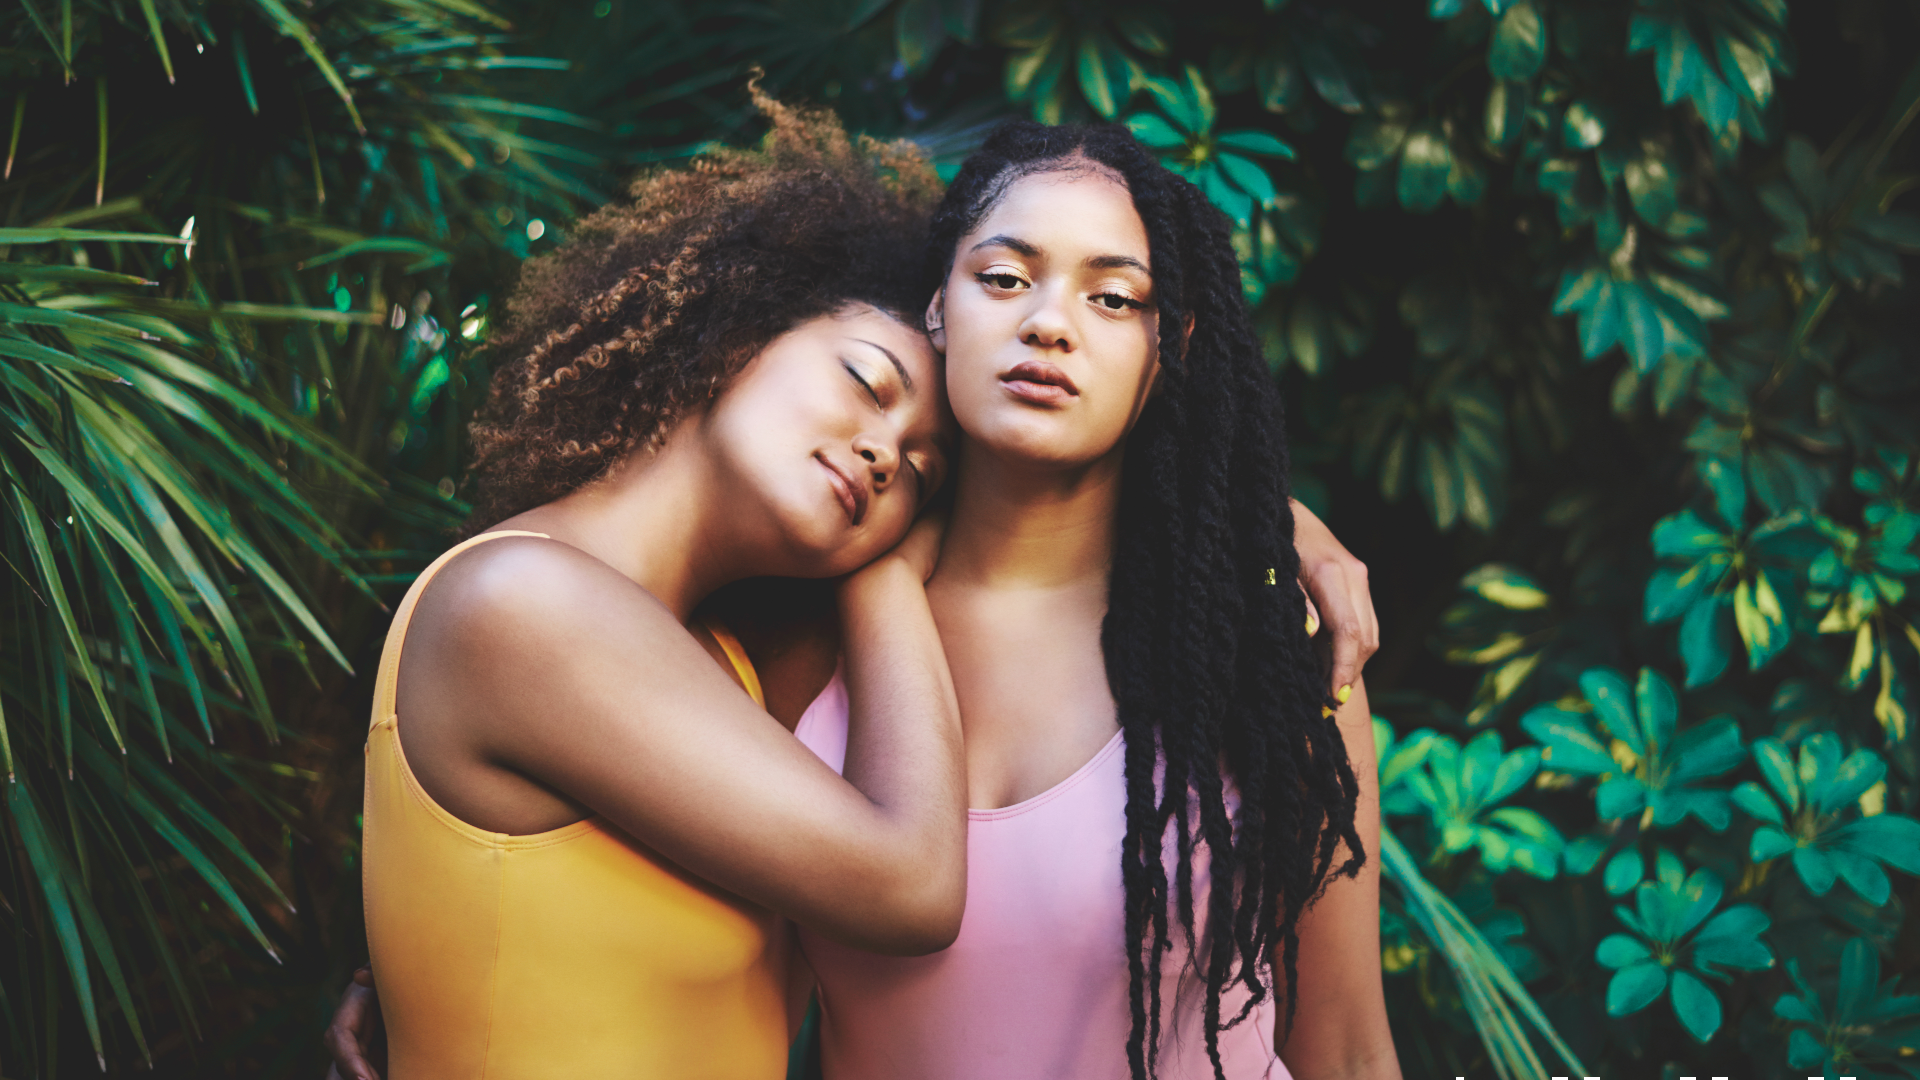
top-left (1275, 679), bottom-right (1402, 1080)
top-left (833, 557), bottom-right (967, 936)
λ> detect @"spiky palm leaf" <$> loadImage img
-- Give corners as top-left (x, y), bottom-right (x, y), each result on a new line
top-left (1, 0), bottom-right (600, 1069)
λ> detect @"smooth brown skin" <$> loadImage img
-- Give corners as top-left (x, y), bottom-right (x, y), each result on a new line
top-left (325, 305), bottom-right (969, 1080)
top-left (325, 177), bottom-right (1389, 1080)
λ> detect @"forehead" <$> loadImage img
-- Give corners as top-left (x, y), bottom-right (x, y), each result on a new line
top-left (827, 304), bottom-right (937, 367)
top-left (967, 168), bottom-right (1148, 261)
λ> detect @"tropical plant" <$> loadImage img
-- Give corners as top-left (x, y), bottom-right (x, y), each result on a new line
top-left (5, 0), bottom-right (1918, 1076)
top-left (1774, 936), bottom-right (1920, 1079)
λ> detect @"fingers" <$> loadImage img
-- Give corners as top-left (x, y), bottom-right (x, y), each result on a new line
top-left (1305, 561), bottom-right (1378, 699)
top-left (324, 981), bottom-right (382, 1080)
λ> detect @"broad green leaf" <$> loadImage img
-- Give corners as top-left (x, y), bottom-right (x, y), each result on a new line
top-left (1604, 847), bottom-right (1644, 894)
top-left (1793, 846), bottom-right (1839, 894)
top-left (1733, 572), bottom-right (1790, 669)
top-left (1716, 34), bottom-right (1773, 106)
top-left (1487, 2), bottom-right (1546, 82)
top-left (1833, 815), bottom-right (1920, 874)
top-left (1577, 279), bottom-right (1622, 358)
top-left (1634, 668), bottom-right (1678, 751)
top-left (1112, 12), bottom-right (1168, 55)
top-left (1596, 932), bottom-right (1649, 967)
top-left (1606, 962), bottom-right (1668, 1015)
top-left (1298, 36), bottom-right (1361, 112)
top-left (1005, 34), bottom-right (1061, 100)
top-left (1615, 280), bottom-right (1664, 371)
top-left (1828, 850), bottom-right (1891, 904)
top-left (1579, 668), bottom-right (1637, 748)
top-left (1397, 124), bottom-right (1452, 213)
top-left (1524, 710), bottom-right (1617, 774)
top-left (1597, 776), bottom-right (1648, 819)
top-left (1751, 738), bottom-right (1801, 810)
top-left (1075, 33), bottom-right (1130, 118)
top-left (1562, 100), bottom-right (1606, 149)
top-left (1624, 155), bottom-right (1677, 226)
top-left (1817, 750), bottom-right (1887, 815)
top-left (1692, 905), bottom-right (1773, 970)
top-left (1126, 112), bottom-right (1188, 149)
top-left (1679, 596), bottom-right (1733, 688)
top-left (1217, 151), bottom-right (1277, 203)
top-left (1731, 781), bottom-right (1783, 827)
top-left (1668, 716), bottom-right (1744, 784)
top-left (1669, 970), bottom-right (1722, 1041)
top-left (1216, 130), bottom-right (1294, 159)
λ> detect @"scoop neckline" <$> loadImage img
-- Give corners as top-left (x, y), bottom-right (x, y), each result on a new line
top-left (968, 728), bottom-right (1126, 822)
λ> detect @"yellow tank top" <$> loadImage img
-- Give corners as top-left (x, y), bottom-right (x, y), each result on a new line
top-left (362, 530), bottom-right (788, 1079)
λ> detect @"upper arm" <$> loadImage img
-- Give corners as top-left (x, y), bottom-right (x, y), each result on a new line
top-left (405, 541), bottom-right (932, 948)
top-left (1273, 679), bottom-right (1401, 1078)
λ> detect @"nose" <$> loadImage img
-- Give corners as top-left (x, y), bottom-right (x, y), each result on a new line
top-left (852, 431), bottom-right (900, 491)
top-left (1017, 281), bottom-right (1076, 352)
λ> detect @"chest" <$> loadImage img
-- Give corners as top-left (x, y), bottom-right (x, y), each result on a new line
top-left (930, 586), bottom-right (1121, 809)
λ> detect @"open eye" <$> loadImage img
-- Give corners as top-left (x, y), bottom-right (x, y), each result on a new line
top-left (1094, 292), bottom-right (1145, 311)
top-left (976, 272), bottom-right (1026, 291)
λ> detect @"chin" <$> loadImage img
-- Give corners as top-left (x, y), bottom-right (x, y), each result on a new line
top-left (966, 408), bottom-right (1098, 467)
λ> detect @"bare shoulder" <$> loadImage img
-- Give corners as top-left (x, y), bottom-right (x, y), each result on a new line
top-left (413, 533), bottom-right (673, 647)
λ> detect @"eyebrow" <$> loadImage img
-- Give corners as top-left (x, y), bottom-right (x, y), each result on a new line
top-left (971, 234), bottom-right (1150, 275)
top-left (854, 338), bottom-right (912, 392)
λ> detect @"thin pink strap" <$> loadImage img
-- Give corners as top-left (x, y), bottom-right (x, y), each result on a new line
top-left (370, 530), bottom-right (549, 728)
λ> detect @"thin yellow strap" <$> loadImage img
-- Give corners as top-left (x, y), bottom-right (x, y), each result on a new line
top-left (702, 621), bottom-right (766, 709)
top-left (371, 530), bottom-right (550, 728)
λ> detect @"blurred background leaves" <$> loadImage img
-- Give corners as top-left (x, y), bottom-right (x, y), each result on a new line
top-left (2, 0), bottom-right (1917, 1076)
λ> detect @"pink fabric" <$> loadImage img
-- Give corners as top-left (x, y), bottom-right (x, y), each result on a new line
top-left (794, 669), bottom-right (1289, 1080)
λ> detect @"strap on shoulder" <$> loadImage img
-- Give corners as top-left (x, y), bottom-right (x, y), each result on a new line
top-left (701, 620), bottom-right (766, 709)
top-left (371, 530), bottom-right (550, 728)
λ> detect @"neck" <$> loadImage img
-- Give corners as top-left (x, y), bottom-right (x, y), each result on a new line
top-left (933, 439), bottom-right (1123, 592)
top-left (508, 421), bottom-right (744, 623)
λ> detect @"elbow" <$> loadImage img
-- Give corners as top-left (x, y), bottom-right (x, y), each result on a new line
top-left (859, 870), bottom-right (965, 956)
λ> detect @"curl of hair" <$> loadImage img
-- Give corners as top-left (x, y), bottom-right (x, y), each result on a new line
top-left (464, 86), bottom-right (941, 528)
top-left (926, 122), bottom-right (1365, 1080)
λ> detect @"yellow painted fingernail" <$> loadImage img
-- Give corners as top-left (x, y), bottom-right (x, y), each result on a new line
top-left (1336, 684), bottom-right (1352, 704)
top-left (1322, 706), bottom-right (1336, 718)
top-left (1305, 614), bottom-right (1318, 636)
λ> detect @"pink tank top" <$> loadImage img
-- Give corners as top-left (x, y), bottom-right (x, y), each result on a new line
top-left (794, 669), bottom-right (1289, 1080)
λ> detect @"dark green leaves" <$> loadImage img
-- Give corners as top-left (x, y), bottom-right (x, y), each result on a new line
top-left (1384, 727), bottom-right (1562, 878)
top-left (1775, 940), bottom-right (1920, 1077)
top-left (1595, 851), bottom-right (1772, 1041)
top-left (1523, 667), bottom-right (1744, 828)
top-left (1645, 509), bottom-right (1818, 686)
top-left (1735, 735), bottom-right (1920, 904)
top-left (1487, 2), bottom-right (1546, 82)
top-left (1127, 67), bottom-right (1294, 226)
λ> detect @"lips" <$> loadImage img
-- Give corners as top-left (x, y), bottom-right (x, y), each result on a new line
top-left (816, 452), bottom-right (869, 527)
top-left (1000, 359), bottom-right (1079, 405)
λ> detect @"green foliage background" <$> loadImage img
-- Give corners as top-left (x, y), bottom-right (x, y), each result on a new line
top-left (1, 0), bottom-right (1916, 1076)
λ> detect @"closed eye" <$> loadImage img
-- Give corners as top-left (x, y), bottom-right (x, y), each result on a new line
top-left (845, 363), bottom-right (883, 406)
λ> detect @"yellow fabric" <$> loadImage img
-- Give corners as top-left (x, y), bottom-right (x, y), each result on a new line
top-left (363, 530), bottom-right (788, 1079)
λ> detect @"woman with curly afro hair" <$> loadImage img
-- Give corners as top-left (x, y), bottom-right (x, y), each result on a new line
top-left (353, 90), bottom-right (971, 1079)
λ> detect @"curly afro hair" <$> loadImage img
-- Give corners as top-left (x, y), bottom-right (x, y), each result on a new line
top-left (464, 85), bottom-right (942, 528)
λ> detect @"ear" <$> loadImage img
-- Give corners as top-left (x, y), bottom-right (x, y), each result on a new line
top-left (924, 287), bottom-right (948, 353)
